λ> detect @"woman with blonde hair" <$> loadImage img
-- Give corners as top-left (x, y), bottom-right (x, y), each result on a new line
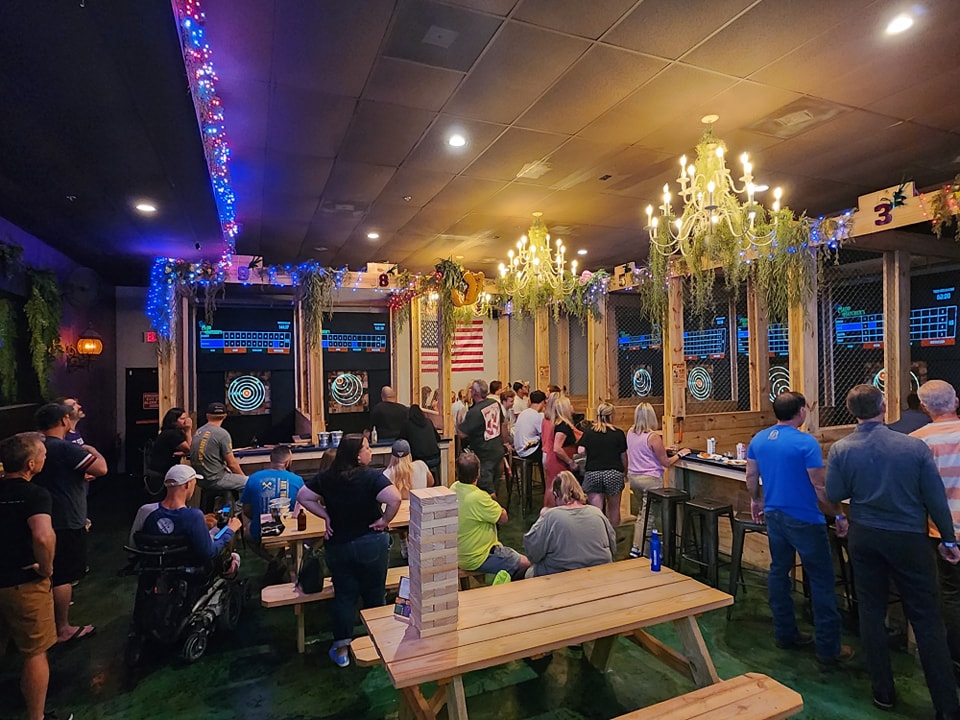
top-left (542, 393), bottom-right (580, 508)
top-left (523, 471), bottom-right (615, 577)
top-left (382, 439), bottom-right (434, 500)
top-left (626, 403), bottom-right (690, 558)
top-left (578, 402), bottom-right (627, 527)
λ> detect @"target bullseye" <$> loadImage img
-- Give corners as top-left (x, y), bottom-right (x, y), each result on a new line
top-left (872, 368), bottom-right (919, 393)
top-left (227, 375), bottom-right (266, 412)
top-left (769, 366), bottom-right (791, 403)
top-left (687, 366), bottom-right (713, 401)
top-left (633, 369), bottom-right (652, 397)
top-left (331, 373), bottom-right (364, 407)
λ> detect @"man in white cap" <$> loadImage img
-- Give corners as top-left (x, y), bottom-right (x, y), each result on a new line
top-left (130, 465), bottom-right (241, 567)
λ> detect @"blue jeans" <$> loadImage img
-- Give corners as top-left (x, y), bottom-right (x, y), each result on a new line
top-left (324, 532), bottom-right (390, 644)
top-left (850, 525), bottom-right (959, 714)
top-left (764, 509), bottom-right (841, 659)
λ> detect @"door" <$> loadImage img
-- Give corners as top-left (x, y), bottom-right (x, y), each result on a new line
top-left (125, 368), bottom-right (159, 475)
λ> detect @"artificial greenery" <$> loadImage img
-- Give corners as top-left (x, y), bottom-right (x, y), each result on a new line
top-left (430, 259), bottom-right (475, 353)
top-left (24, 270), bottom-right (62, 398)
top-left (0, 298), bottom-right (17, 402)
top-left (928, 174), bottom-right (960, 242)
top-left (0, 237), bottom-right (23, 280)
top-left (295, 266), bottom-right (340, 349)
top-left (562, 269), bottom-right (610, 324)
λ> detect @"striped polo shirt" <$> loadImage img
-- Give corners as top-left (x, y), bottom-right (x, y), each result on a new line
top-left (912, 419), bottom-right (960, 537)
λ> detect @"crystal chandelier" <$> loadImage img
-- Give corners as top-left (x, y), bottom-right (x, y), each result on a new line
top-left (497, 212), bottom-right (579, 313)
top-left (644, 120), bottom-right (786, 260)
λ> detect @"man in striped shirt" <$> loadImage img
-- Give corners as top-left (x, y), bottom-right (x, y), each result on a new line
top-left (913, 379), bottom-right (960, 678)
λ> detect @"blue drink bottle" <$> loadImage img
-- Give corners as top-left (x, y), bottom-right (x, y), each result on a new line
top-left (650, 529), bottom-right (662, 572)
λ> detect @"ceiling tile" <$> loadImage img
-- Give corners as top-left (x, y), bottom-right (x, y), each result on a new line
top-left (383, 0), bottom-right (502, 72)
top-left (318, 161), bottom-right (397, 212)
top-left (337, 101), bottom-right (435, 166)
top-left (513, 0), bottom-right (637, 39)
top-left (516, 137), bottom-right (629, 190)
top-left (868, 65), bottom-right (960, 134)
top-left (427, 176), bottom-right (504, 211)
top-left (535, 190), bottom-right (646, 229)
top-left (581, 145), bottom-right (675, 198)
top-left (404, 116), bottom-right (506, 174)
top-left (266, 84), bottom-right (356, 157)
top-left (439, 0), bottom-right (519, 15)
top-left (462, 128), bottom-right (567, 182)
top-left (202, 0), bottom-right (275, 85)
top-left (683, 0), bottom-right (873, 78)
top-left (444, 21), bottom-right (591, 124)
top-left (479, 182), bottom-right (556, 217)
top-left (378, 168), bottom-right (455, 208)
top-left (363, 57), bottom-right (464, 111)
top-left (579, 65), bottom-right (736, 146)
top-left (517, 45), bottom-right (666, 135)
top-left (604, 0), bottom-right (756, 59)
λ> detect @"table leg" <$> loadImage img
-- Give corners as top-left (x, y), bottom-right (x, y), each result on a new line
top-left (399, 687), bottom-right (433, 720)
top-left (674, 615), bottom-right (720, 687)
top-left (586, 635), bottom-right (617, 671)
top-left (295, 605), bottom-right (305, 654)
top-left (445, 676), bottom-right (468, 720)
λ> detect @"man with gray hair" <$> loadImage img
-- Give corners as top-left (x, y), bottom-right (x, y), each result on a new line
top-left (458, 379), bottom-right (508, 495)
top-left (912, 379), bottom-right (960, 678)
top-left (827, 383), bottom-right (960, 717)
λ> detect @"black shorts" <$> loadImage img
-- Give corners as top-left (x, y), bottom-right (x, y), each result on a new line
top-left (51, 528), bottom-right (87, 586)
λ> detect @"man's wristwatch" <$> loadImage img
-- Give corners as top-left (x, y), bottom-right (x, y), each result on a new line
top-left (835, 515), bottom-right (847, 522)
top-left (943, 541), bottom-right (957, 549)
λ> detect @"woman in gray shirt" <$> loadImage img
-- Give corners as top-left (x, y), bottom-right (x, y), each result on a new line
top-left (523, 472), bottom-right (616, 578)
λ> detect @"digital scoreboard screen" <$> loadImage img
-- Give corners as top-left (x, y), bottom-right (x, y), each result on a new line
top-left (735, 320), bottom-right (788, 356)
top-left (683, 316), bottom-right (726, 359)
top-left (199, 326), bottom-right (292, 354)
top-left (834, 294), bottom-right (957, 349)
top-left (321, 323), bottom-right (388, 353)
top-left (617, 331), bottom-right (662, 351)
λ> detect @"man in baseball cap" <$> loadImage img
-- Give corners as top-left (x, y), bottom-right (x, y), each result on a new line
top-left (189, 401), bottom-right (246, 504)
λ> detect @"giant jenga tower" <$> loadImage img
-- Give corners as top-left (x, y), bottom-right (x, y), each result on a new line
top-left (408, 486), bottom-right (459, 637)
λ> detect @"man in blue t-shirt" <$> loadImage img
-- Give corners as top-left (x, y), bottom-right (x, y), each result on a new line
top-left (134, 465), bottom-right (240, 565)
top-left (746, 391), bottom-right (851, 666)
top-left (240, 446), bottom-right (304, 549)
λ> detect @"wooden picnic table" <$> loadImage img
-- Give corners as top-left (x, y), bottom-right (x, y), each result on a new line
top-left (362, 558), bottom-right (732, 720)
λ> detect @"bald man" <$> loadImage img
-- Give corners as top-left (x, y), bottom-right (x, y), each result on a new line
top-left (367, 386), bottom-right (408, 443)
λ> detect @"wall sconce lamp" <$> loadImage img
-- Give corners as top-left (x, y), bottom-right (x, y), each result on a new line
top-left (65, 326), bottom-right (103, 372)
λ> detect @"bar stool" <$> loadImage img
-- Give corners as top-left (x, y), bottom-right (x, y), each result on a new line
top-left (727, 512), bottom-right (767, 619)
top-left (639, 487), bottom-right (690, 568)
top-left (679, 497), bottom-right (734, 588)
top-left (511, 452), bottom-right (544, 515)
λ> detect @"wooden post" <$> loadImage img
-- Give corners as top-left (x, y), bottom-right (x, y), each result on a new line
top-left (497, 314), bottom-right (510, 386)
top-left (883, 250), bottom-right (911, 423)
top-left (410, 297), bottom-right (423, 409)
top-left (158, 294), bottom-right (189, 420)
top-left (408, 486), bottom-right (459, 638)
top-left (787, 261), bottom-right (819, 433)
top-left (586, 296), bottom-right (608, 419)
top-left (663, 276), bottom-right (685, 447)
top-left (746, 276), bottom-right (770, 412)
top-left (556, 315), bottom-right (570, 392)
top-left (534, 308), bottom-right (551, 392)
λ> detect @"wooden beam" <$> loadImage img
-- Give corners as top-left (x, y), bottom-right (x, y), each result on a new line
top-left (663, 276), bottom-right (685, 446)
top-left (883, 250), bottom-right (911, 422)
top-left (787, 261), bottom-right (819, 433)
top-left (849, 230), bottom-right (960, 261)
top-left (586, 296), bottom-right (608, 419)
top-left (497, 314), bottom-right (510, 389)
top-left (746, 276), bottom-right (770, 412)
top-left (534, 308), bottom-right (551, 392)
top-left (556, 315), bottom-right (570, 392)
top-left (410, 298), bottom-right (423, 409)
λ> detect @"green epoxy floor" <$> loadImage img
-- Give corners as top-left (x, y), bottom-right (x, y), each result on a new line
top-left (0, 476), bottom-right (944, 719)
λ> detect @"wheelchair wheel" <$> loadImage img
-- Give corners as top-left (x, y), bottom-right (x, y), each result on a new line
top-left (218, 583), bottom-right (243, 632)
top-left (181, 628), bottom-right (208, 663)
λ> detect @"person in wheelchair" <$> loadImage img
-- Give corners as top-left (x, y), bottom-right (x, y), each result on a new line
top-left (125, 465), bottom-right (243, 664)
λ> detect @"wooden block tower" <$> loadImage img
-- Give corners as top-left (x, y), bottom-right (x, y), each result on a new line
top-left (408, 486), bottom-right (459, 637)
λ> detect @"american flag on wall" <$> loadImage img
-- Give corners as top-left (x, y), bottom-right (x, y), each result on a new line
top-left (421, 319), bottom-right (485, 373)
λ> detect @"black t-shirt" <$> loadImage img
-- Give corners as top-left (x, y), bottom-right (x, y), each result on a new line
top-left (579, 426), bottom-right (627, 472)
top-left (554, 420), bottom-right (578, 449)
top-left (149, 428), bottom-right (186, 474)
top-left (369, 401), bottom-right (409, 441)
top-left (460, 398), bottom-right (506, 462)
top-left (0, 477), bottom-right (53, 587)
top-left (306, 468), bottom-right (391, 545)
top-left (403, 419), bottom-right (441, 464)
top-left (33, 437), bottom-right (95, 530)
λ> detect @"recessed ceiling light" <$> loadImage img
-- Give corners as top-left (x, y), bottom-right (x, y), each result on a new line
top-left (455, 255), bottom-right (464, 259)
top-left (448, 134), bottom-right (467, 147)
top-left (701, 114), bottom-right (720, 125)
top-left (366, 231), bottom-right (380, 240)
top-left (313, 246), bottom-right (328, 252)
top-left (135, 202), bottom-right (157, 214)
top-left (577, 249), bottom-right (588, 255)
top-left (886, 13), bottom-right (913, 34)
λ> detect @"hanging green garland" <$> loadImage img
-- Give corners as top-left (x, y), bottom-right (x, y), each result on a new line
top-left (0, 298), bottom-right (17, 403)
top-left (24, 270), bottom-right (62, 398)
top-left (294, 265), bottom-right (342, 350)
top-left (0, 237), bottom-right (23, 280)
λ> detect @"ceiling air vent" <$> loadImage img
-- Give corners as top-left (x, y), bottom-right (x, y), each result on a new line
top-left (747, 98), bottom-right (848, 140)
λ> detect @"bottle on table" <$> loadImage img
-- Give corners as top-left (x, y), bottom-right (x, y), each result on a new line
top-left (297, 508), bottom-right (307, 532)
top-left (371, 426), bottom-right (378, 445)
top-left (650, 530), bottom-right (662, 572)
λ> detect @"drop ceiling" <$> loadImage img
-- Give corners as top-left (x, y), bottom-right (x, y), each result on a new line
top-left (1, 0), bottom-right (959, 284)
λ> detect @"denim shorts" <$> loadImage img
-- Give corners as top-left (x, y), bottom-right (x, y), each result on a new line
top-left (476, 544), bottom-right (523, 577)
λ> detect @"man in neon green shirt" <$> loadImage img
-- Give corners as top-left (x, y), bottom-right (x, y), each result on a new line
top-left (452, 451), bottom-right (530, 579)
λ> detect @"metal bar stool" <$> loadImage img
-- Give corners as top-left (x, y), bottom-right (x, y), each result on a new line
top-left (511, 452), bottom-right (544, 515)
top-left (640, 487), bottom-right (690, 568)
top-left (679, 497), bottom-right (734, 588)
top-left (727, 512), bottom-right (767, 619)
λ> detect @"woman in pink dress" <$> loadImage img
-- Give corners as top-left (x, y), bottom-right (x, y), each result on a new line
top-left (542, 394), bottom-right (579, 508)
